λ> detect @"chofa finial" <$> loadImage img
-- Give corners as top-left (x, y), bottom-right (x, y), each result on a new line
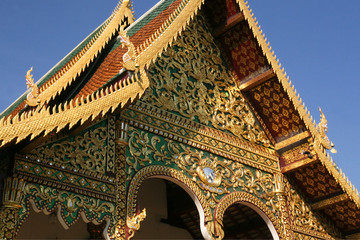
top-left (317, 107), bottom-right (336, 153)
top-left (25, 67), bottom-right (40, 107)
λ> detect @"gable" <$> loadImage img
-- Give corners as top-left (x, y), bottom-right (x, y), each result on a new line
top-left (140, 12), bottom-right (272, 147)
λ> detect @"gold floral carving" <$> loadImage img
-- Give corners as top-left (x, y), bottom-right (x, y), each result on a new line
top-left (29, 126), bottom-right (107, 174)
top-left (284, 178), bottom-right (339, 239)
top-left (112, 140), bottom-right (127, 240)
top-left (0, 206), bottom-right (20, 239)
top-left (293, 233), bottom-right (323, 240)
top-left (106, 116), bottom-right (116, 173)
top-left (0, 177), bottom-right (26, 240)
top-left (174, 147), bottom-right (275, 206)
top-left (274, 174), bottom-right (293, 239)
top-left (127, 127), bottom-right (181, 175)
top-left (23, 183), bottom-right (114, 228)
top-left (214, 192), bottom-right (281, 239)
top-left (142, 14), bottom-right (271, 147)
top-left (124, 108), bottom-right (279, 171)
top-left (127, 127), bottom-right (277, 212)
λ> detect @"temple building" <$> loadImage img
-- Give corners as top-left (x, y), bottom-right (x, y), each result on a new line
top-left (1, 0), bottom-right (360, 239)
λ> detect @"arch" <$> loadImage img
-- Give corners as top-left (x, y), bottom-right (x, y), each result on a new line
top-left (127, 165), bottom-right (212, 239)
top-left (215, 192), bottom-right (281, 240)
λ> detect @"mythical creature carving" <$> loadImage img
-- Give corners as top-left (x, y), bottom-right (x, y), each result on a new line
top-left (317, 107), bottom-right (336, 153)
top-left (25, 67), bottom-right (40, 107)
top-left (119, 28), bottom-right (138, 71)
top-left (127, 208), bottom-right (146, 239)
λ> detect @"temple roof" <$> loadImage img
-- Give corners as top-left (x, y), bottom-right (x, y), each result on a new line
top-left (0, 0), bottom-right (359, 236)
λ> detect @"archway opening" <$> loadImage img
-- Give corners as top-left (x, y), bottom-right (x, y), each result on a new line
top-left (134, 178), bottom-right (203, 239)
top-left (222, 203), bottom-right (273, 239)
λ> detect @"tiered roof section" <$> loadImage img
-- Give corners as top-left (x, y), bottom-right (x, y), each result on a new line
top-left (0, 0), bottom-right (359, 236)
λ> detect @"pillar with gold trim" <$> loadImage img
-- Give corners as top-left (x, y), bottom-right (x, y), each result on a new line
top-left (274, 173), bottom-right (293, 239)
top-left (0, 177), bottom-right (26, 239)
top-left (113, 119), bottom-right (129, 240)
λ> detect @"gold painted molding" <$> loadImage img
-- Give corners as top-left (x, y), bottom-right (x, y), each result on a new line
top-left (275, 131), bottom-right (310, 150)
top-left (311, 193), bottom-right (348, 210)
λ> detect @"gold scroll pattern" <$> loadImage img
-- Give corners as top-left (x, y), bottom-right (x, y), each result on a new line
top-left (174, 147), bottom-right (275, 207)
top-left (141, 14), bottom-right (271, 147)
top-left (29, 125), bottom-right (107, 174)
top-left (284, 178), bottom-right (341, 239)
top-left (112, 141), bottom-right (127, 239)
top-left (21, 183), bottom-right (114, 228)
top-left (127, 127), bottom-right (277, 212)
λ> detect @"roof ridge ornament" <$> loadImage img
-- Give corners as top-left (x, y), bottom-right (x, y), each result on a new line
top-left (25, 67), bottom-right (40, 107)
top-left (119, 27), bottom-right (138, 71)
top-left (317, 107), bottom-right (337, 153)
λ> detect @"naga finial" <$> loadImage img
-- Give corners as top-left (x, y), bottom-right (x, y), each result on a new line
top-left (118, 27), bottom-right (138, 71)
top-left (127, 208), bottom-right (146, 239)
top-left (25, 67), bottom-right (40, 107)
top-left (317, 107), bottom-right (336, 153)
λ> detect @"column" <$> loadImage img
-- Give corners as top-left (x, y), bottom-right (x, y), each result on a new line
top-left (274, 173), bottom-right (293, 239)
top-left (113, 120), bottom-right (128, 240)
top-left (0, 177), bottom-right (26, 239)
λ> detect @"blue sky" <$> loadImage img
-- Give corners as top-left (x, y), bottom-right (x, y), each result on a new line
top-left (0, 1), bottom-right (359, 189)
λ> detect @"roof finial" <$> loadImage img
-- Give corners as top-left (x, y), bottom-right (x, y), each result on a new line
top-left (118, 27), bottom-right (138, 71)
top-left (317, 107), bottom-right (337, 153)
top-left (25, 67), bottom-right (40, 107)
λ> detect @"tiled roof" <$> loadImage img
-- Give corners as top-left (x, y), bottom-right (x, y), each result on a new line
top-left (76, 0), bottom-right (183, 98)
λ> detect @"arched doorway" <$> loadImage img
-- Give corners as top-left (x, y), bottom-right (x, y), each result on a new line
top-left (133, 178), bottom-right (203, 239)
top-left (215, 192), bottom-right (280, 240)
top-left (222, 203), bottom-right (273, 239)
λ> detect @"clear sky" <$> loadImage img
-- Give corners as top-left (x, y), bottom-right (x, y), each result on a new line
top-left (0, 1), bottom-right (359, 189)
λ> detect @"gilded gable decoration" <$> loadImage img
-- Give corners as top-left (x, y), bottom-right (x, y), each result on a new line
top-left (142, 14), bottom-right (271, 147)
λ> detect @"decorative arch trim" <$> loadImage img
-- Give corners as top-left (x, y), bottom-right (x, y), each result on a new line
top-left (215, 192), bottom-right (281, 240)
top-left (18, 183), bottom-right (113, 239)
top-left (126, 165), bottom-right (213, 238)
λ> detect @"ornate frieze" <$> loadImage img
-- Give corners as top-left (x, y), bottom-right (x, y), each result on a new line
top-left (126, 127), bottom-right (277, 213)
top-left (19, 183), bottom-right (114, 229)
top-left (141, 13), bottom-right (271, 147)
top-left (122, 107), bottom-right (279, 172)
top-left (14, 157), bottom-right (114, 200)
top-left (28, 121), bottom-right (108, 174)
